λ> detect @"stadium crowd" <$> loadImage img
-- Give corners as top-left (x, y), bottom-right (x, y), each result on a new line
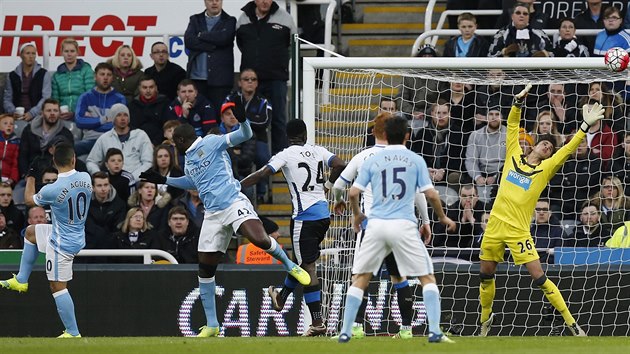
top-left (0, 0), bottom-right (629, 266)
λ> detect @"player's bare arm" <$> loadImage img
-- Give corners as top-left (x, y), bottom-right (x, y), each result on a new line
top-left (348, 186), bottom-right (366, 233)
top-left (423, 188), bottom-right (456, 235)
top-left (240, 166), bottom-right (274, 189)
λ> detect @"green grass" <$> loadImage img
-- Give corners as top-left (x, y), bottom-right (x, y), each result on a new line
top-left (0, 337), bottom-right (628, 354)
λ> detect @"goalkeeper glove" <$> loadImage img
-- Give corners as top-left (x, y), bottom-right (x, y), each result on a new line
top-left (580, 102), bottom-right (605, 132)
top-left (513, 83), bottom-right (532, 107)
top-left (139, 169), bottom-right (167, 185)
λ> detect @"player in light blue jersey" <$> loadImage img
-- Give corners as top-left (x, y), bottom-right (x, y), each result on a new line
top-left (1, 143), bottom-right (92, 338)
top-left (140, 102), bottom-right (310, 338)
top-left (337, 115), bottom-right (455, 344)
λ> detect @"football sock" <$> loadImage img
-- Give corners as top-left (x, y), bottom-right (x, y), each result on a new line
top-left (537, 277), bottom-right (575, 325)
top-left (354, 295), bottom-right (368, 326)
top-left (341, 286), bottom-right (364, 337)
top-left (265, 237), bottom-right (296, 271)
top-left (199, 277), bottom-right (220, 327)
top-left (394, 280), bottom-right (413, 326)
top-left (16, 239), bottom-right (38, 283)
top-left (278, 275), bottom-right (298, 304)
top-left (304, 285), bottom-right (322, 325)
top-left (53, 289), bottom-right (79, 336)
top-left (479, 277), bottom-right (496, 323)
top-left (422, 283), bottom-right (442, 334)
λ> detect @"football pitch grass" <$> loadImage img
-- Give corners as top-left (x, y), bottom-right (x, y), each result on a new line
top-left (1, 336), bottom-right (628, 354)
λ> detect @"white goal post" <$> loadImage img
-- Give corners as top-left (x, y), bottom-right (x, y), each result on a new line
top-left (301, 56), bottom-right (630, 337)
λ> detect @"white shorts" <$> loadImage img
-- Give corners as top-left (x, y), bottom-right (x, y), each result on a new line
top-left (351, 218), bottom-right (433, 277)
top-left (34, 224), bottom-right (75, 282)
top-left (198, 193), bottom-right (259, 253)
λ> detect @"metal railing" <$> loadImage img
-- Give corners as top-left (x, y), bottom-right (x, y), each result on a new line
top-left (0, 249), bottom-right (179, 264)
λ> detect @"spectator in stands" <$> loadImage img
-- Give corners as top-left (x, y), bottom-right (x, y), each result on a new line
top-left (237, 0), bottom-right (298, 154)
top-left (441, 81), bottom-right (478, 136)
top-left (533, 83), bottom-right (579, 135)
top-left (566, 202), bottom-right (612, 247)
top-left (552, 18), bottom-right (590, 58)
top-left (0, 182), bottom-right (24, 233)
top-left (26, 135), bottom-right (86, 190)
top-left (111, 207), bottom-right (157, 263)
top-left (367, 97), bottom-right (398, 147)
top-left (51, 38), bottom-right (94, 121)
top-left (86, 103), bottom-right (153, 179)
top-left (25, 206), bottom-right (47, 227)
top-left (465, 105), bottom-right (506, 188)
top-left (531, 111), bottom-right (564, 148)
top-left (18, 98), bottom-right (74, 180)
top-left (576, 99), bottom-right (618, 164)
top-left (220, 102), bottom-right (256, 201)
top-left (549, 137), bottom-right (602, 220)
top-left (128, 181), bottom-right (171, 232)
top-left (144, 42), bottom-right (186, 101)
top-left (75, 62), bottom-right (126, 156)
top-left (176, 189), bottom-right (204, 229)
top-left (185, 0), bottom-right (236, 112)
top-left (109, 44), bottom-right (143, 104)
top-left (443, 12), bottom-right (489, 58)
top-left (85, 171), bottom-right (127, 250)
top-left (129, 76), bottom-right (170, 145)
top-left (530, 198), bottom-right (564, 262)
top-left (590, 176), bottom-right (630, 231)
top-left (3, 42), bottom-right (51, 122)
top-left (593, 6), bottom-right (630, 56)
top-left (574, 0), bottom-right (607, 53)
top-left (236, 216), bottom-right (283, 264)
top-left (475, 69), bottom-right (518, 120)
top-left (433, 184), bottom-right (487, 248)
top-left (0, 210), bottom-right (21, 249)
top-left (151, 206), bottom-right (199, 264)
top-left (495, 0), bottom-right (548, 30)
top-left (519, 128), bottom-right (534, 156)
top-left (401, 44), bottom-right (440, 129)
top-left (472, 211), bottom-right (491, 248)
top-left (39, 167), bottom-right (58, 192)
top-left (103, 148), bottom-right (136, 204)
top-left (606, 221), bottom-right (630, 247)
top-left (488, 3), bottom-right (551, 57)
top-left (167, 79), bottom-right (217, 137)
top-left (409, 100), bottom-right (465, 185)
top-left (225, 68), bottom-right (272, 203)
top-left (610, 132), bottom-right (630, 196)
top-left (0, 115), bottom-right (20, 186)
top-left (149, 144), bottom-right (184, 200)
top-left (161, 119), bottom-right (184, 167)
top-left (578, 82), bottom-right (624, 135)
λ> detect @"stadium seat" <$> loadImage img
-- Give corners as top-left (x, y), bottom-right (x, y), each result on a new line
top-left (560, 219), bottom-right (578, 237)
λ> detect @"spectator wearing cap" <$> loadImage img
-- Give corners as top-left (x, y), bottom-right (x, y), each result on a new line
top-left (26, 135), bottom-right (87, 188)
top-left (18, 98), bottom-right (74, 180)
top-left (465, 105), bottom-right (506, 187)
top-left (219, 101), bottom-right (256, 201)
top-left (86, 103), bottom-right (153, 179)
top-left (3, 42), bottom-right (51, 122)
top-left (519, 128), bottom-right (534, 155)
top-left (0, 209), bottom-right (22, 249)
top-left (400, 44), bottom-right (440, 123)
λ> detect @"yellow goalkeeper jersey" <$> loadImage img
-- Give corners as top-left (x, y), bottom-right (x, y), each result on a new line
top-left (489, 105), bottom-right (585, 234)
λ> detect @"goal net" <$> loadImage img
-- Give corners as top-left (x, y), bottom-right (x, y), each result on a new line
top-left (303, 57), bottom-right (630, 337)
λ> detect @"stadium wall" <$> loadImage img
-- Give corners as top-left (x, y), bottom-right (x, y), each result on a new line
top-left (1, 264), bottom-right (628, 337)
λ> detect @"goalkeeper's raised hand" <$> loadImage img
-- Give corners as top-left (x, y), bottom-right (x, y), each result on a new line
top-left (513, 83), bottom-right (532, 107)
top-left (580, 102), bottom-right (605, 132)
top-left (139, 169), bottom-right (166, 185)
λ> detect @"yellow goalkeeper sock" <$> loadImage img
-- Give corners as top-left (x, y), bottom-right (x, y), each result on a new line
top-left (537, 277), bottom-right (575, 325)
top-left (479, 275), bottom-right (495, 323)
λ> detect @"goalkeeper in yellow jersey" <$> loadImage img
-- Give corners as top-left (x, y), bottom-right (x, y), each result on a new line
top-left (478, 84), bottom-right (603, 337)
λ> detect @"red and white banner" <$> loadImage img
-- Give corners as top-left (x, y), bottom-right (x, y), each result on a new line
top-left (0, 0), bottom-right (288, 72)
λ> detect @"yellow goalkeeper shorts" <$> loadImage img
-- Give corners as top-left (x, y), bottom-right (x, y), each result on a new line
top-left (480, 216), bottom-right (539, 265)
